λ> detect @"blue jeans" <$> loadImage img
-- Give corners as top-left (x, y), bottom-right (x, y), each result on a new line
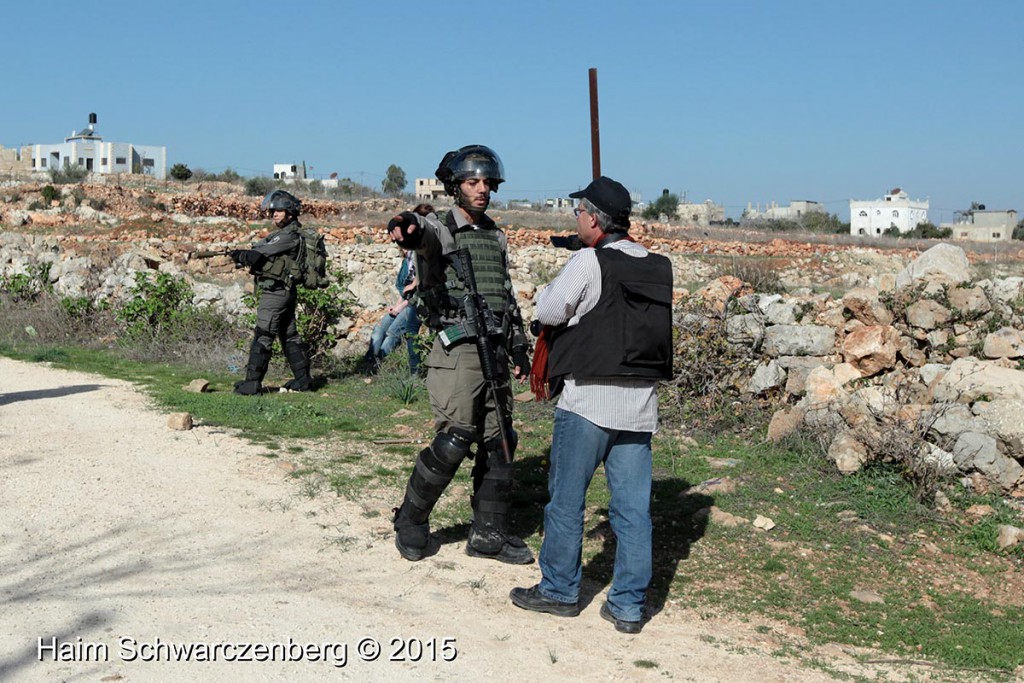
top-left (538, 408), bottom-right (653, 622)
top-left (368, 306), bottom-right (420, 372)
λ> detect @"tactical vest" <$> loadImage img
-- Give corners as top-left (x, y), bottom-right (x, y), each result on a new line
top-left (253, 225), bottom-right (300, 287)
top-left (547, 247), bottom-right (673, 385)
top-left (417, 213), bottom-right (510, 326)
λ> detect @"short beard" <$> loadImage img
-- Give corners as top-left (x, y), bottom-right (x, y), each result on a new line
top-left (457, 192), bottom-right (489, 217)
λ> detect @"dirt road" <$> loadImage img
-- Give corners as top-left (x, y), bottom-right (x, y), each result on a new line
top-left (0, 357), bottom-right (894, 682)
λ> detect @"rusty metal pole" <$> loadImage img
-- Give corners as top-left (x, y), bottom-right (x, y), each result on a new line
top-left (589, 68), bottom-right (601, 180)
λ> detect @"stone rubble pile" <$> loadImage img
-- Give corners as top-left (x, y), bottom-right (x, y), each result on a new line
top-left (698, 243), bottom-right (1024, 496)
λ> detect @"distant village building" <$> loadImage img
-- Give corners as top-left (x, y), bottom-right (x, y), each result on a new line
top-left (273, 163), bottom-right (305, 180)
top-left (744, 200), bottom-right (825, 221)
top-left (677, 199), bottom-right (725, 227)
top-left (0, 144), bottom-right (31, 176)
top-left (849, 188), bottom-right (928, 236)
top-left (29, 113), bottom-right (167, 180)
top-left (544, 197), bottom-right (574, 212)
top-left (943, 205), bottom-right (1017, 242)
top-left (415, 178), bottom-right (446, 201)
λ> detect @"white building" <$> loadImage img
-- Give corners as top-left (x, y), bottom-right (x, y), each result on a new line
top-left (273, 162), bottom-right (305, 180)
top-left (849, 188), bottom-right (928, 236)
top-left (677, 199), bottom-right (726, 227)
top-left (744, 199), bottom-right (825, 221)
top-left (29, 113), bottom-right (167, 180)
top-left (544, 197), bottom-right (574, 212)
top-left (415, 178), bottom-right (446, 201)
top-left (943, 206), bottom-right (1017, 243)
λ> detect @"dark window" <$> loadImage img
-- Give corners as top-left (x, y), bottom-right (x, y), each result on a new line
top-left (40, 158), bottom-right (47, 168)
top-left (116, 157), bottom-right (126, 164)
top-left (993, 233), bottom-right (1001, 239)
top-left (143, 158), bottom-right (154, 167)
top-left (31, 158), bottom-right (36, 167)
top-left (101, 158), bottom-right (107, 165)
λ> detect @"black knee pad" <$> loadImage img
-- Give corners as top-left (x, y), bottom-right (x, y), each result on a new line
top-left (432, 428), bottom-right (475, 467)
top-left (403, 428), bottom-right (475, 519)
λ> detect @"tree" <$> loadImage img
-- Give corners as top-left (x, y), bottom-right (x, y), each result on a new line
top-left (641, 192), bottom-right (678, 220)
top-left (1013, 219), bottom-right (1024, 241)
top-left (381, 164), bottom-right (407, 196)
top-left (169, 164), bottom-right (193, 182)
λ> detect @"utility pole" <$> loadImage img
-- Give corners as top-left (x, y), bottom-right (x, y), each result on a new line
top-left (588, 68), bottom-right (600, 181)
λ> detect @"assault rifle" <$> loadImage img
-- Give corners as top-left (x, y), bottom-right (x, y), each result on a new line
top-left (450, 248), bottom-right (514, 465)
top-left (193, 249), bottom-right (230, 259)
top-left (192, 247), bottom-right (246, 268)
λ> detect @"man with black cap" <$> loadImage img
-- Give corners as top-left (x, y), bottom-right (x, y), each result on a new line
top-left (510, 176), bottom-right (673, 634)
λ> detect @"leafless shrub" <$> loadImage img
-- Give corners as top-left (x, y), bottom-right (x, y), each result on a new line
top-left (660, 298), bottom-right (762, 431)
top-left (802, 374), bottom-right (956, 502)
top-left (710, 256), bottom-right (787, 294)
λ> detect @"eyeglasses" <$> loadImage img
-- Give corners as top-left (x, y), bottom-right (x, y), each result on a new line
top-left (573, 207), bottom-right (587, 218)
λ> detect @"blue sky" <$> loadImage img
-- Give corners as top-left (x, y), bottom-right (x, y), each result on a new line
top-left (4, 1), bottom-right (1021, 221)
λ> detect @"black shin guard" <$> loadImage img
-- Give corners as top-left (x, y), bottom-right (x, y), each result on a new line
top-left (283, 339), bottom-right (312, 391)
top-left (399, 429), bottom-right (474, 522)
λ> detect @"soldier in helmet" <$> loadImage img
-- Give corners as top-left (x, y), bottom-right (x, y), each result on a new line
top-left (229, 189), bottom-right (313, 395)
top-left (387, 145), bottom-right (533, 564)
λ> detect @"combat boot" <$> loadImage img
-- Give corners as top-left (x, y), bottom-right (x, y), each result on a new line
top-left (393, 503), bottom-right (431, 561)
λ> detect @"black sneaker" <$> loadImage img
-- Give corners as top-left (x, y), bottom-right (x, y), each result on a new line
top-left (600, 601), bottom-right (642, 634)
top-left (510, 585), bottom-right (579, 617)
top-left (465, 528), bottom-right (534, 565)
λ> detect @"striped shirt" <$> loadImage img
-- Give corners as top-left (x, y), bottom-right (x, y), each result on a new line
top-left (535, 239), bottom-right (660, 432)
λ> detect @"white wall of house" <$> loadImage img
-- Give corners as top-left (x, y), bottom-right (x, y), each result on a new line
top-left (273, 163), bottom-right (305, 180)
top-left (30, 139), bottom-right (166, 179)
top-left (944, 209), bottom-right (1017, 242)
top-left (745, 199), bottom-right (825, 220)
top-left (849, 188), bottom-right (928, 236)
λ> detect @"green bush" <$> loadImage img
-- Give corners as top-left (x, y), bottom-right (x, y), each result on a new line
top-left (642, 193), bottom-right (679, 220)
top-left (244, 176), bottom-right (278, 197)
top-left (40, 185), bottom-right (59, 204)
top-left (49, 161), bottom-right (88, 184)
top-left (0, 263), bottom-right (52, 301)
top-left (170, 163), bottom-right (193, 182)
top-left (900, 222), bottom-right (952, 239)
top-left (116, 272), bottom-right (196, 340)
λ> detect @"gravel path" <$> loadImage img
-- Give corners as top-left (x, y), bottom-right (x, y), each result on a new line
top-left (0, 357), bottom-right (896, 682)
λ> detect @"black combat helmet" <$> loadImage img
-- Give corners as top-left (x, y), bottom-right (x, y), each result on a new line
top-left (435, 145), bottom-right (505, 196)
top-left (260, 189), bottom-right (302, 216)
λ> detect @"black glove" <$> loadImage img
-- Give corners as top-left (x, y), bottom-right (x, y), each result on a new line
top-left (512, 345), bottom-right (531, 377)
top-left (387, 212), bottom-right (423, 248)
top-left (231, 249), bottom-right (266, 269)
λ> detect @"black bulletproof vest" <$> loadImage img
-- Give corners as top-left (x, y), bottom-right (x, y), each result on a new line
top-left (547, 247), bottom-right (673, 384)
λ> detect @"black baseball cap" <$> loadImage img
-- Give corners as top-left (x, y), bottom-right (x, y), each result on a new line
top-left (569, 176), bottom-right (631, 228)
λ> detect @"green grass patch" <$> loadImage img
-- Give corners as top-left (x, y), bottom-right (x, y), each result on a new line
top-left (4, 342), bottom-right (1024, 677)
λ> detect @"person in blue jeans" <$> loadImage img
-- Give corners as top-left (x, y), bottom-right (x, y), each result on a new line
top-left (367, 245), bottom-right (420, 373)
top-left (510, 176), bottom-right (673, 634)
